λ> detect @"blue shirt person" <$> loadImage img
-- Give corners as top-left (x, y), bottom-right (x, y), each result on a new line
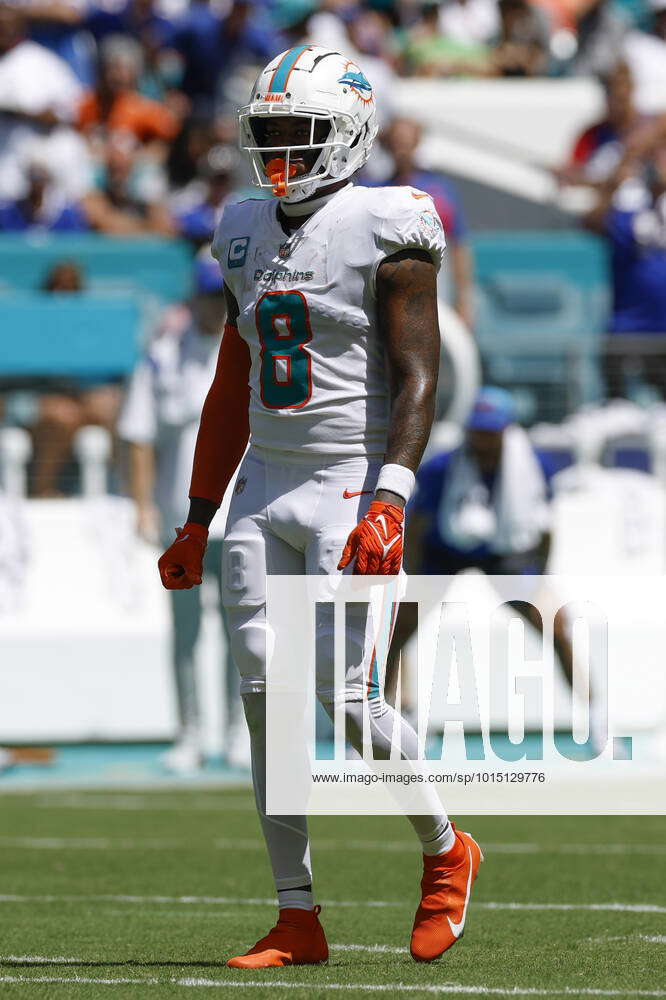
top-left (410, 387), bottom-right (556, 576)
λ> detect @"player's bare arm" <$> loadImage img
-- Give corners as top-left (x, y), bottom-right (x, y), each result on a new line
top-left (338, 248), bottom-right (439, 575)
top-left (375, 247), bottom-right (440, 507)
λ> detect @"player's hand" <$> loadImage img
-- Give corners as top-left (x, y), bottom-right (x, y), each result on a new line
top-left (158, 522), bottom-right (208, 590)
top-left (338, 501), bottom-right (404, 575)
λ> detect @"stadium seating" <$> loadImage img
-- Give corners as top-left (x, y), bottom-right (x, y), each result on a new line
top-left (471, 231), bottom-right (609, 421)
top-left (0, 234), bottom-right (192, 303)
top-left (1, 294), bottom-right (144, 378)
top-left (0, 235), bottom-right (193, 383)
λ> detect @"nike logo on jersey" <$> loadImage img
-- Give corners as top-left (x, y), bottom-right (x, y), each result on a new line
top-left (411, 192), bottom-right (430, 199)
top-left (343, 489), bottom-right (373, 499)
top-left (447, 846), bottom-right (474, 939)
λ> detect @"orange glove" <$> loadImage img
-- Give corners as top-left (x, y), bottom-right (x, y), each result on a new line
top-left (158, 522), bottom-right (208, 590)
top-left (338, 501), bottom-right (404, 576)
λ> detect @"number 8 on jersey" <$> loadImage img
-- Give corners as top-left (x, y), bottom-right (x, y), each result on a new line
top-left (256, 290), bottom-right (313, 409)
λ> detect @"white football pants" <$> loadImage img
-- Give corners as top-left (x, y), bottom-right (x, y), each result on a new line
top-left (222, 446), bottom-right (450, 893)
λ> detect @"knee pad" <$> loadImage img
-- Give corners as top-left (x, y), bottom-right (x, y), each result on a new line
top-left (314, 602), bottom-right (372, 704)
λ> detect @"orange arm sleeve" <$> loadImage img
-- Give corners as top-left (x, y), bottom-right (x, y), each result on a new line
top-left (189, 322), bottom-right (251, 506)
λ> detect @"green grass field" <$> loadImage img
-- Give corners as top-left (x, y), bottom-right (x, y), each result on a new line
top-left (0, 788), bottom-right (664, 999)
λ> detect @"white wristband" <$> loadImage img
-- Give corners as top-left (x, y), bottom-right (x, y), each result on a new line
top-left (375, 463), bottom-right (416, 504)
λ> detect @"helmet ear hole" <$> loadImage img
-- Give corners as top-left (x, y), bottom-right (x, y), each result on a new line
top-left (350, 123), bottom-right (367, 150)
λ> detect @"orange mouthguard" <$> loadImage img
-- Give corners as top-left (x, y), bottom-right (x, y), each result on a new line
top-left (264, 157), bottom-right (297, 197)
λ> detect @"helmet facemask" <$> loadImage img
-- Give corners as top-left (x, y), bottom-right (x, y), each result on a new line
top-left (238, 104), bottom-right (367, 203)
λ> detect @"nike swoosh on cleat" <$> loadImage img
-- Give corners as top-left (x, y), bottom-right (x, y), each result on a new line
top-left (342, 489), bottom-right (373, 499)
top-left (411, 192), bottom-right (430, 199)
top-left (447, 846), bottom-right (474, 939)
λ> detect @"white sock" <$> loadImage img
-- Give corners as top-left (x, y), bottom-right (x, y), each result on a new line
top-left (278, 888), bottom-right (314, 911)
top-left (420, 819), bottom-right (456, 857)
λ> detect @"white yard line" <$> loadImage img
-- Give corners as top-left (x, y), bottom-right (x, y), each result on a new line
top-left (0, 894), bottom-right (665, 915)
top-left (2, 835), bottom-right (666, 858)
top-left (29, 794), bottom-right (255, 812)
top-left (0, 975), bottom-right (158, 985)
top-left (0, 973), bottom-right (663, 996)
top-left (0, 946), bottom-right (411, 962)
top-left (478, 903), bottom-right (666, 914)
top-left (0, 837), bottom-right (184, 850)
top-left (585, 936), bottom-right (666, 945)
top-left (0, 956), bottom-right (87, 964)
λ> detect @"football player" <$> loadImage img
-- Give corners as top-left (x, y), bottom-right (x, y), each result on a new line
top-left (158, 44), bottom-right (482, 967)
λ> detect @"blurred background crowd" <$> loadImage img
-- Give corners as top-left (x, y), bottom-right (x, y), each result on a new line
top-left (2, 0), bottom-right (666, 770)
top-left (1, 0), bottom-right (666, 495)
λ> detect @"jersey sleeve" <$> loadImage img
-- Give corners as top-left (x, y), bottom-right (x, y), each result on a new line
top-left (211, 205), bottom-right (232, 290)
top-left (211, 199), bottom-right (260, 302)
top-left (372, 186), bottom-right (447, 290)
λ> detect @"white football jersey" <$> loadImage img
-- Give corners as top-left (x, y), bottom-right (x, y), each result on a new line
top-left (212, 183), bottom-right (446, 457)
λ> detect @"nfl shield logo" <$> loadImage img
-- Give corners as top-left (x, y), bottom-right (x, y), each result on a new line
top-left (278, 242), bottom-right (291, 259)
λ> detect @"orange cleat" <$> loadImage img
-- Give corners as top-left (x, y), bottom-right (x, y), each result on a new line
top-left (227, 906), bottom-right (328, 969)
top-left (410, 825), bottom-right (484, 962)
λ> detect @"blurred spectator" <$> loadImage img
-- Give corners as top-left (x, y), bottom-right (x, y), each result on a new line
top-left (174, 144), bottom-right (240, 247)
top-left (386, 387), bottom-right (574, 704)
top-left (380, 117), bottom-right (475, 329)
top-left (437, 0), bottom-right (500, 46)
top-left (622, 0), bottom-right (666, 115)
top-left (586, 141), bottom-right (666, 397)
top-left (118, 249), bottom-right (248, 772)
top-left (86, 0), bottom-right (175, 52)
top-left (0, 5), bottom-right (81, 124)
top-left (82, 131), bottom-right (175, 235)
top-left (560, 62), bottom-right (647, 186)
top-left (86, 0), bottom-right (183, 104)
top-left (43, 259), bottom-right (84, 291)
top-left (0, 160), bottom-right (88, 231)
top-left (570, 0), bottom-right (629, 77)
top-left (30, 261), bottom-right (123, 497)
top-left (167, 113), bottom-right (222, 206)
top-left (0, 4), bottom-right (91, 202)
top-left (399, 1), bottom-right (492, 75)
top-left (407, 387), bottom-right (555, 574)
top-left (77, 34), bottom-right (180, 150)
top-left (172, 0), bottom-right (276, 114)
top-left (12, 0), bottom-right (91, 84)
top-left (305, 2), bottom-right (397, 124)
top-left (491, 0), bottom-right (550, 76)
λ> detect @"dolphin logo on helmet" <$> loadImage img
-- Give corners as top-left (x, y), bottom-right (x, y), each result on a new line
top-left (338, 65), bottom-right (374, 103)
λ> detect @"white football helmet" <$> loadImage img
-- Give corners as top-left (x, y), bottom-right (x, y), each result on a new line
top-left (238, 44), bottom-right (378, 204)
